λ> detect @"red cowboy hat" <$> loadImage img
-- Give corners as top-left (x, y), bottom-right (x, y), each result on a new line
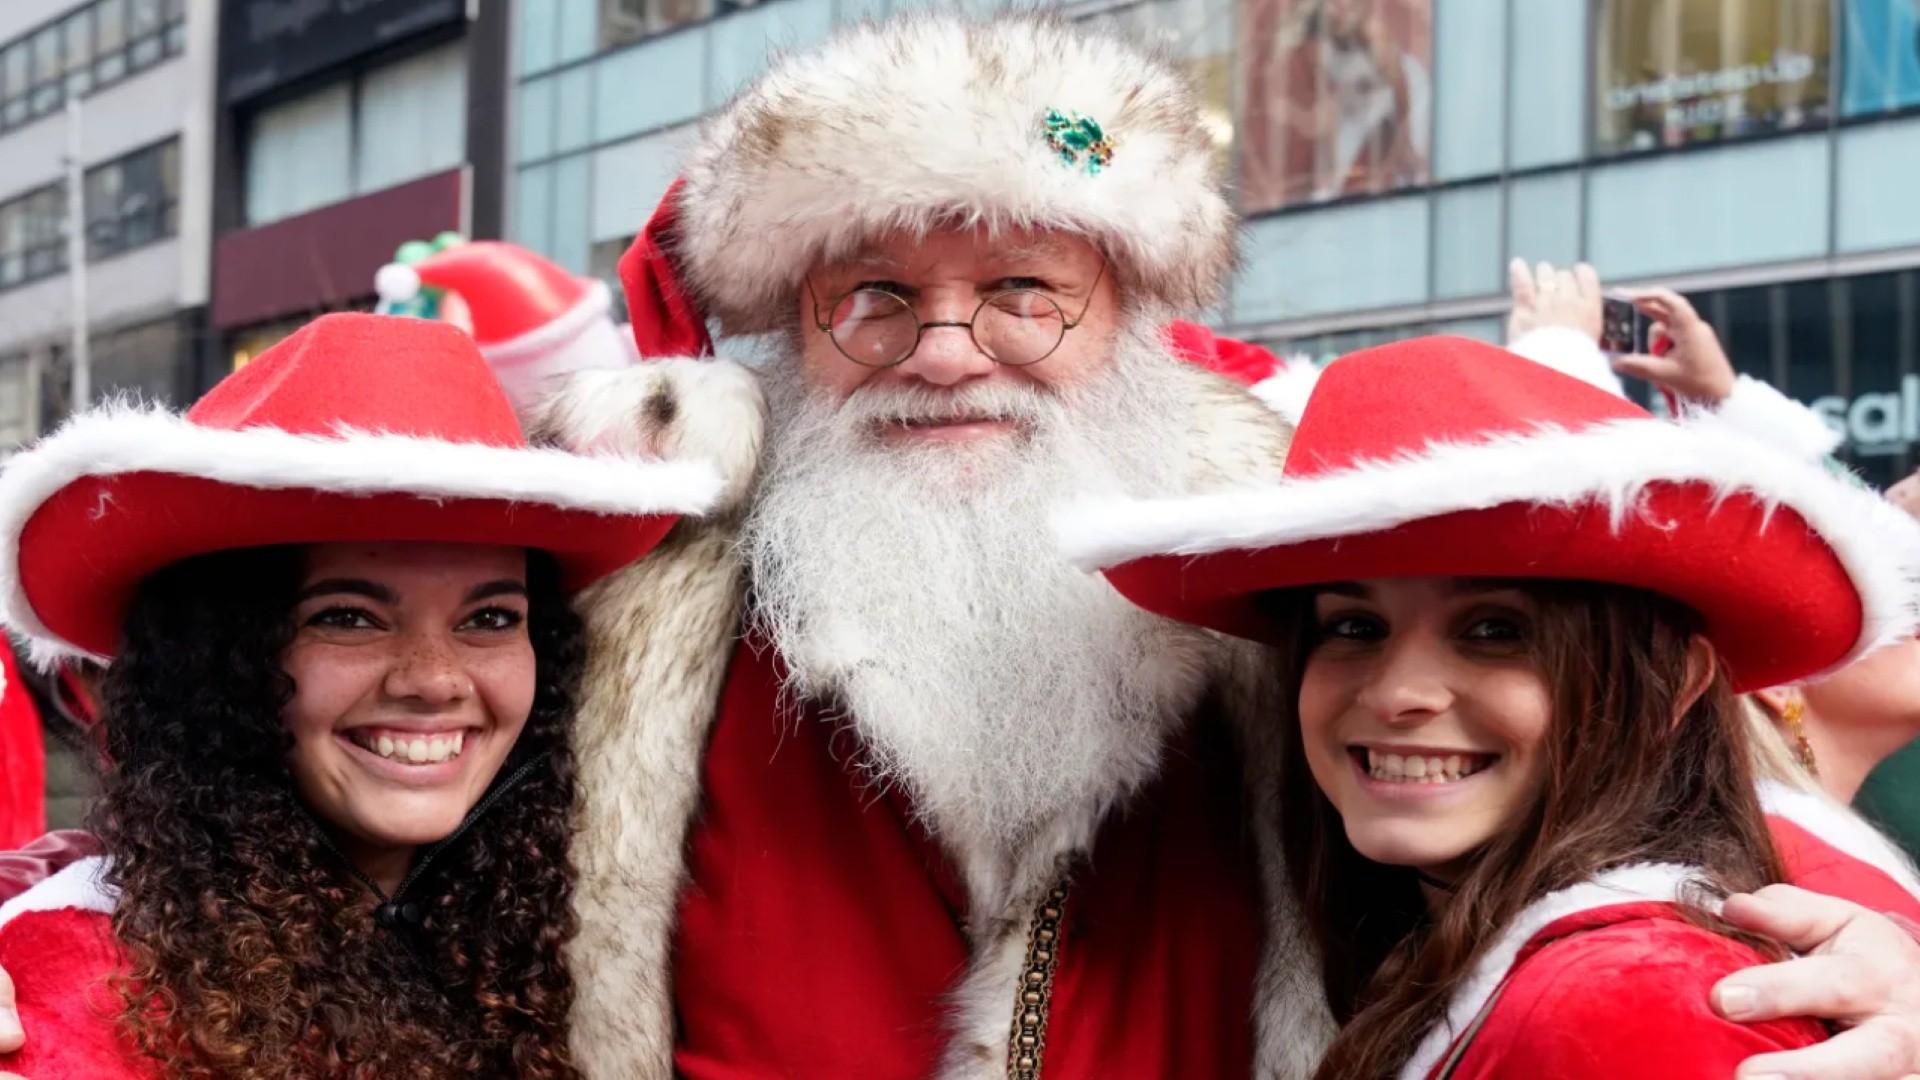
top-left (0, 313), bottom-right (722, 664)
top-left (1053, 336), bottom-right (1920, 692)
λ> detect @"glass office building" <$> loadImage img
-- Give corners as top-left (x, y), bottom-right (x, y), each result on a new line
top-left (511, 0), bottom-right (1920, 485)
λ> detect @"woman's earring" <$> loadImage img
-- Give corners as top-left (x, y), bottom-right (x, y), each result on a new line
top-left (1782, 696), bottom-right (1818, 777)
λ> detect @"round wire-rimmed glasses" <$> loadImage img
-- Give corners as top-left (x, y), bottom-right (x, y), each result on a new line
top-left (806, 263), bottom-right (1107, 369)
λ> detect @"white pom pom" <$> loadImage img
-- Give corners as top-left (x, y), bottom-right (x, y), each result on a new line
top-left (375, 263), bottom-right (421, 305)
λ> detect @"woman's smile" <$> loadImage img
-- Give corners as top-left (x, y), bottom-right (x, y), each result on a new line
top-left (338, 722), bottom-right (486, 787)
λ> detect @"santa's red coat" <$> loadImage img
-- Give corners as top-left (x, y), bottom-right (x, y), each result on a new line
top-left (671, 637), bottom-right (1266, 1079)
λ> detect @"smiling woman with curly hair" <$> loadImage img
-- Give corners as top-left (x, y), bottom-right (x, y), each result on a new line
top-left (0, 314), bottom-right (713, 1079)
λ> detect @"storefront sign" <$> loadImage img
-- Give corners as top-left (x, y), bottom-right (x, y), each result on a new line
top-left (1810, 376), bottom-right (1920, 457)
top-left (221, 0), bottom-right (465, 103)
top-left (1596, 0), bottom-right (1830, 153)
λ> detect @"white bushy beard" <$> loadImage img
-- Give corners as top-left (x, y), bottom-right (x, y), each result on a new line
top-left (744, 316), bottom-right (1220, 910)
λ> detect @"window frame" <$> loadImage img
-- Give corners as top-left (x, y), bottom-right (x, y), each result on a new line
top-left (0, 0), bottom-right (188, 134)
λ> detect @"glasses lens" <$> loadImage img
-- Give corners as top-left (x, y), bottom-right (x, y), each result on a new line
top-left (974, 291), bottom-right (1067, 366)
top-left (830, 290), bottom-right (918, 367)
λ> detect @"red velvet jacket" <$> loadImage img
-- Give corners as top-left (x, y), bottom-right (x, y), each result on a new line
top-left (1433, 901), bottom-right (1827, 1079)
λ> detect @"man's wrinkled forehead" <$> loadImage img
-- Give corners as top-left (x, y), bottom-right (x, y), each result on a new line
top-left (824, 229), bottom-right (1086, 275)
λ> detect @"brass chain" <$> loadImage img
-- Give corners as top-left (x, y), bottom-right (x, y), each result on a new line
top-left (1006, 875), bottom-right (1072, 1080)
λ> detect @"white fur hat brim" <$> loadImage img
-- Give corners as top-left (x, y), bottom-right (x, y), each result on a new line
top-left (673, 12), bottom-right (1234, 333)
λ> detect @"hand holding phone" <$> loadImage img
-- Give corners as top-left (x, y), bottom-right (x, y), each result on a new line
top-left (1599, 295), bottom-right (1652, 356)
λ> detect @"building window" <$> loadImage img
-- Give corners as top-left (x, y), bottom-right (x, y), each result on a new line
top-left (244, 43), bottom-right (467, 227)
top-left (0, 139), bottom-right (179, 292)
top-left (1843, 0), bottom-right (1920, 117)
top-left (0, 0), bottom-right (187, 134)
top-left (1595, 0), bottom-right (1831, 155)
top-left (1236, 0), bottom-right (1435, 214)
top-left (0, 186), bottom-right (71, 289)
top-left (85, 139), bottom-right (179, 261)
top-left (597, 0), bottom-right (721, 49)
top-left (0, 353), bottom-right (33, 449)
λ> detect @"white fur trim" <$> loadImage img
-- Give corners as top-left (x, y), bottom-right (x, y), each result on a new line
top-left (1400, 862), bottom-right (1701, 1080)
top-left (1053, 411), bottom-right (1920, 678)
top-left (521, 358), bottom-right (766, 517)
top-left (676, 13), bottom-right (1233, 333)
top-left (1707, 375), bottom-right (1844, 461)
top-left (1760, 779), bottom-right (1920, 901)
top-left (1250, 361), bottom-right (1321, 423)
top-left (374, 262), bottom-right (421, 305)
top-left (0, 855), bottom-right (114, 932)
top-left (1508, 327), bottom-right (1627, 398)
top-left (0, 403), bottom-right (725, 664)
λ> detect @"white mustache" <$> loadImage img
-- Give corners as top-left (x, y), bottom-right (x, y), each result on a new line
top-left (835, 381), bottom-right (1054, 429)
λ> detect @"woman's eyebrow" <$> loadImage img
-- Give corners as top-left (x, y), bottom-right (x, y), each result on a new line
top-left (297, 579), bottom-right (395, 604)
top-left (465, 580), bottom-right (529, 603)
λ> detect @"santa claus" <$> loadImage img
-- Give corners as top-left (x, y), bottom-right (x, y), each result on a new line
top-left (491, 12), bottom-right (1920, 1080)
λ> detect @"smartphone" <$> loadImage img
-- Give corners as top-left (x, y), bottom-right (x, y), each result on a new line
top-left (1599, 295), bottom-right (1651, 355)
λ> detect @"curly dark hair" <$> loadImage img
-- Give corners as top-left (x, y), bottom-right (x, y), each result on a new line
top-left (91, 545), bottom-right (584, 1079)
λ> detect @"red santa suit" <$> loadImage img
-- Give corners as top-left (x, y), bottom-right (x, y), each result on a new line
top-left (1405, 866), bottom-right (1827, 1080)
top-left (0, 642), bottom-right (45, 850)
top-left (0, 857), bottom-right (146, 1080)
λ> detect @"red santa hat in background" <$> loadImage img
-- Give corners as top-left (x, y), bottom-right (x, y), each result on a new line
top-left (375, 241), bottom-right (639, 411)
top-left (1164, 321), bottom-right (1321, 422)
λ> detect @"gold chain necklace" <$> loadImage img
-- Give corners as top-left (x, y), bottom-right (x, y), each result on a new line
top-left (1007, 875), bottom-right (1072, 1079)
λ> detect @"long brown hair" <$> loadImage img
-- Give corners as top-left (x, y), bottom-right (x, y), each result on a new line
top-left (93, 546), bottom-right (582, 1079)
top-left (1271, 580), bottom-right (1787, 1080)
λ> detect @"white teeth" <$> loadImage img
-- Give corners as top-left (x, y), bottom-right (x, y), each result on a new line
top-left (1365, 750), bottom-right (1491, 784)
top-left (354, 731), bottom-right (470, 764)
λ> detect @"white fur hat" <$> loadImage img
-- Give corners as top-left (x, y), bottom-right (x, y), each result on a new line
top-left (671, 12), bottom-right (1235, 334)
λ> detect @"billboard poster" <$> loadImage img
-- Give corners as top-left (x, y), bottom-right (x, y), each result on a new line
top-left (1236, 0), bottom-right (1433, 214)
top-left (1843, 0), bottom-right (1920, 116)
top-left (1596, 0), bottom-right (1830, 154)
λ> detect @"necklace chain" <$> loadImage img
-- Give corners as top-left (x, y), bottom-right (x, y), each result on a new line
top-left (1006, 874), bottom-right (1071, 1080)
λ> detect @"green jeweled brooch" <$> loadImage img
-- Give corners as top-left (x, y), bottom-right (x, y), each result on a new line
top-left (1043, 108), bottom-right (1115, 176)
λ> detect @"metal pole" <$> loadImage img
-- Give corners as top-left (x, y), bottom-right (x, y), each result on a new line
top-left (64, 94), bottom-right (89, 412)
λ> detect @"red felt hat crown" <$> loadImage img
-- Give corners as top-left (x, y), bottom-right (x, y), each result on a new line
top-left (1054, 335), bottom-right (1920, 691)
top-left (0, 313), bottom-right (722, 664)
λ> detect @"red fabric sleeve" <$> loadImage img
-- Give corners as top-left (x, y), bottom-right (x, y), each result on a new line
top-left (0, 831), bottom-right (103, 903)
top-left (0, 908), bottom-right (151, 1079)
top-left (1452, 918), bottom-right (1826, 1079)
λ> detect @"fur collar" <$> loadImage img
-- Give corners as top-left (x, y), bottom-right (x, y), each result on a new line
top-left (538, 357), bottom-right (1300, 1078)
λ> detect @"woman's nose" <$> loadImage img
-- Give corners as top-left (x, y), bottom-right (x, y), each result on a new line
top-left (382, 634), bottom-right (473, 705)
top-left (1357, 641), bottom-right (1455, 725)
